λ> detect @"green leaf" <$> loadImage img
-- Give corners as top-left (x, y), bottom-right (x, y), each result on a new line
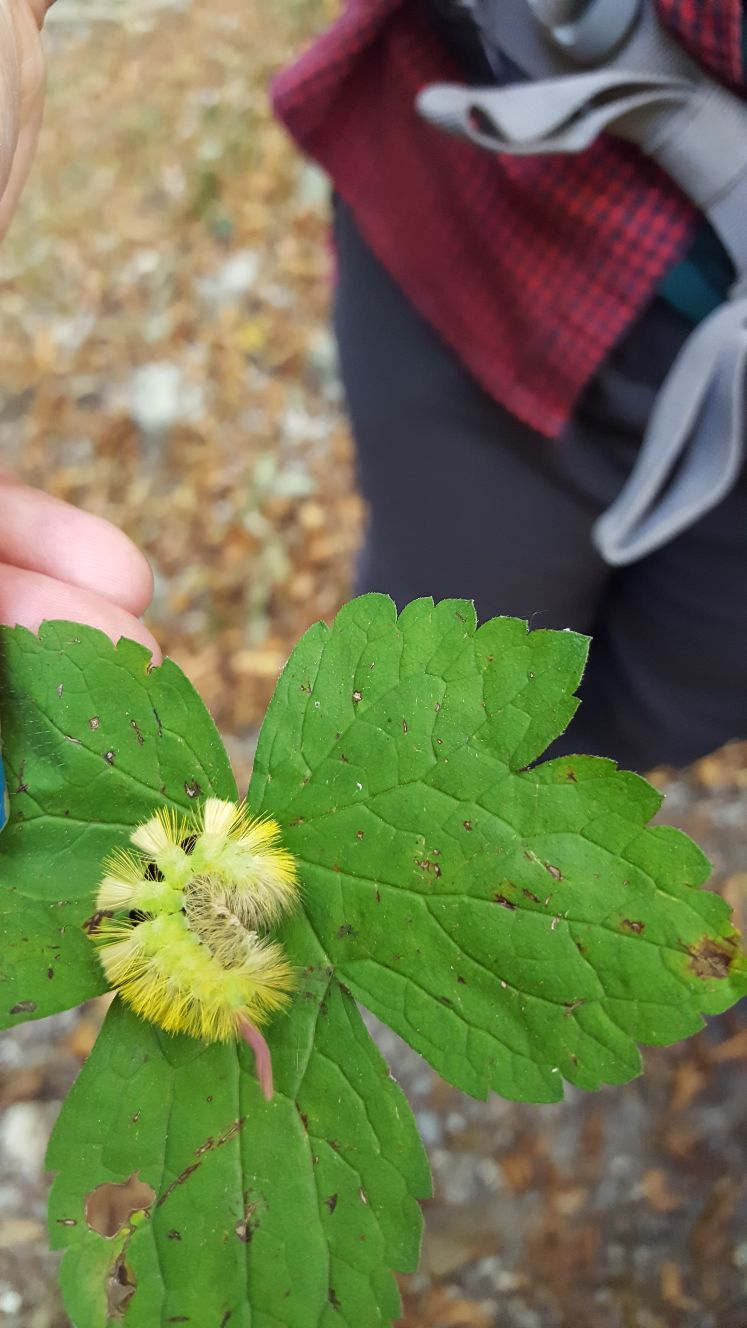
top-left (3, 603), bottom-right (744, 1327)
top-left (0, 621), bottom-right (236, 1025)
top-left (250, 595), bottom-right (746, 1103)
top-left (48, 913), bottom-right (429, 1327)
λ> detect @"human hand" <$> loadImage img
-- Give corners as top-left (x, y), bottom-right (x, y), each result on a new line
top-left (0, 0), bottom-right (56, 238)
top-left (0, 475), bottom-right (161, 660)
top-left (0, 6), bottom-right (161, 830)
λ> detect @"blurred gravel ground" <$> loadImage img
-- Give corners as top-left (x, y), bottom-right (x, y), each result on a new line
top-left (2, 0), bottom-right (360, 751)
top-left (0, 1), bottom-right (744, 1325)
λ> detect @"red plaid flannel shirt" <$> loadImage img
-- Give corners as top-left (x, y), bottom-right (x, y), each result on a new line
top-left (273, 1), bottom-right (745, 436)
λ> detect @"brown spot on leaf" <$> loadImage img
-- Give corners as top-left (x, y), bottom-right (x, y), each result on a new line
top-left (356, 830), bottom-right (365, 840)
top-left (104, 750), bottom-right (115, 764)
top-left (493, 894), bottom-right (516, 911)
top-left (85, 1174), bottom-right (155, 1238)
top-left (325, 1194), bottom-right (338, 1213)
top-left (337, 924), bottom-right (358, 939)
top-left (83, 910), bottom-right (112, 936)
top-left (235, 1200), bottom-right (261, 1244)
top-left (689, 938), bottom-right (734, 980)
top-left (522, 888), bottom-right (541, 903)
top-left (193, 1119), bottom-right (247, 1159)
top-left (621, 919), bottom-right (646, 935)
top-left (329, 1288), bottom-right (342, 1312)
top-left (10, 1000), bottom-right (37, 1015)
top-left (545, 863), bottom-right (563, 881)
top-left (156, 1163), bottom-right (201, 1208)
top-left (463, 820), bottom-right (473, 831)
top-left (184, 779), bottom-right (201, 799)
top-left (167, 1229), bottom-right (181, 1240)
top-left (352, 690), bottom-right (362, 703)
top-left (130, 720), bottom-right (145, 746)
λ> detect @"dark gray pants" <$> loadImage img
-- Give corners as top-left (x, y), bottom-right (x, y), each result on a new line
top-left (332, 199), bottom-right (747, 771)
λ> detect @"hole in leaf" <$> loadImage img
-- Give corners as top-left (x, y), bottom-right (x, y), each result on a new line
top-left (85, 1173), bottom-right (155, 1238)
top-left (107, 1252), bottom-right (137, 1318)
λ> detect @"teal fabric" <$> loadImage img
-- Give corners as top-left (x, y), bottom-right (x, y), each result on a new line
top-left (658, 19), bottom-right (746, 324)
top-left (659, 222), bottom-right (736, 324)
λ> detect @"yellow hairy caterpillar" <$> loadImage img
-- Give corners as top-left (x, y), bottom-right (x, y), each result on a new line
top-left (89, 799), bottom-right (299, 1100)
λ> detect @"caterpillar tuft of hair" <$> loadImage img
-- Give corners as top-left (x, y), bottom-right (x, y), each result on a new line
top-left (89, 798), bottom-right (300, 1100)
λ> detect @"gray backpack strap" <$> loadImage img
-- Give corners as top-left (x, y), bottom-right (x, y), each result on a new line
top-left (417, 0), bottom-right (747, 564)
top-left (527, 0), bottom-right (640, 63)
top-left (594, 284), bottom-right (747, 562)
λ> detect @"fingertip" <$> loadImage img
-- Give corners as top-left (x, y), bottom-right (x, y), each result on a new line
top-left (0, 564), bottom-right (162, 662)
top-left (118, 537), bottom-right (155, 618)
top-left (56, 506), bottom-right (156, 618)
top-left (142, 631), bottom-right (163, 667)
top-left (0, 485), bottom-right (155, 616)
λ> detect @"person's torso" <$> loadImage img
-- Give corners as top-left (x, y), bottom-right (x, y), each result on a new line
top-left (419, 0), bottom-right (740, 323)
top-left (273, 0), bottom-right (745, 433)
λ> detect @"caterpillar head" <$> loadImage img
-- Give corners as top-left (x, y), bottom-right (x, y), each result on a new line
top-left (89, 799), bottom-right (300, 1100)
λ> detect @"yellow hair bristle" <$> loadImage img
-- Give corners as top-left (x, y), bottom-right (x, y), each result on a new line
top-left (89, 799), bottom-right (300, 1099)
top-left (190, 802), bottom-right (299, 927)
top-left (130, 808), bottom-right (179, 859)
top-left (201, 798), bottom-right (238, 837)
top-left (95, 848), bottom-right (144, 911)
top-left (96, 878), bottom-right (136, 911)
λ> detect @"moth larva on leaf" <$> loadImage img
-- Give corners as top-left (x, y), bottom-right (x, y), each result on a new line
top-left (90, 799), bottom-right (300, 1100)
